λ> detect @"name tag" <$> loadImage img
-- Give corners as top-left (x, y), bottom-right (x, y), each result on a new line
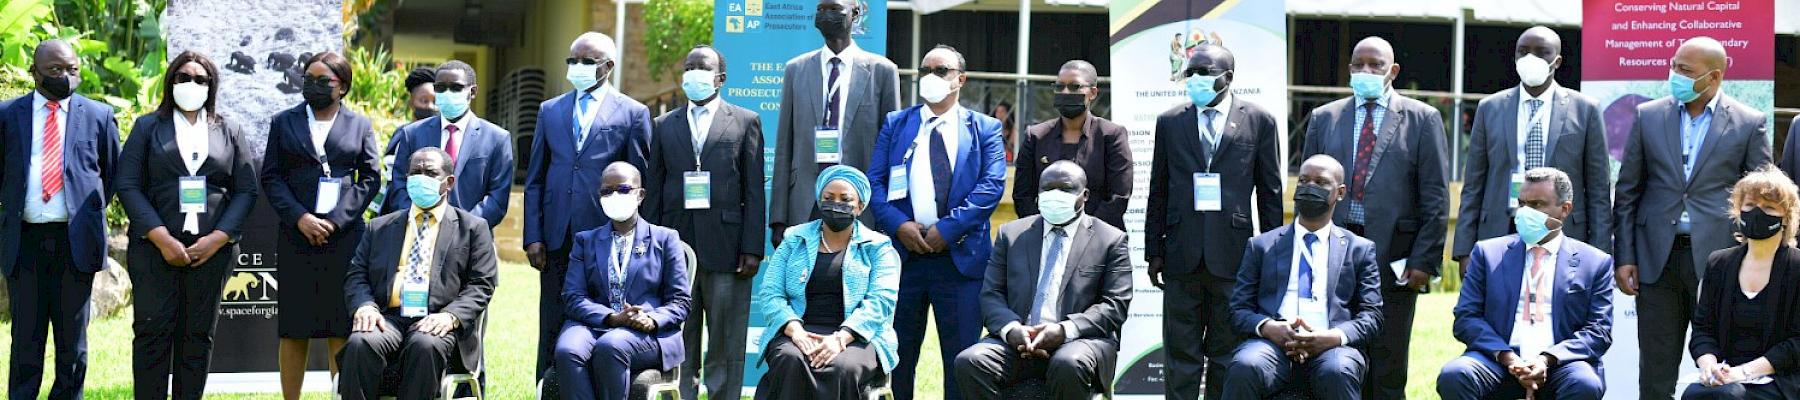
top-left (1194, 173), bottom-right (1222, 211)
top-left (815, 127), bottom-right (842, 164)
top-left (315, 177), bottom-right (343, 214)
top-left (179, 176), bottom-right (206, 213)
top-left (1509, 172), bottom-right (1525, 209)
top-left (684, 171), bottom-right (711, 209)
top-left (400, 278), bottom-right (429, 318)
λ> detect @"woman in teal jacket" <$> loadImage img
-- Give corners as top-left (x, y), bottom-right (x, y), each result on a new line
top-left (755, 165), bottom-right (901, 399)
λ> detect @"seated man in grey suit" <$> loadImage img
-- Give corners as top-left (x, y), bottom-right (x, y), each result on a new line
top-left (953, 161), bottom-right (1132, 399)
top-left (1224, 155), bottom-right (1384, 400)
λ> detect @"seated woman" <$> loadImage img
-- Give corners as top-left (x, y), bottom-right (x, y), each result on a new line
top-left (754, 165), bottom-right (901, 399)
top-left (1685, 167), bottom-right (1800, 400)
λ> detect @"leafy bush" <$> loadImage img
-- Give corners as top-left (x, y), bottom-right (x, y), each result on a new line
top-left (643, 0), bottom-right (712, 82)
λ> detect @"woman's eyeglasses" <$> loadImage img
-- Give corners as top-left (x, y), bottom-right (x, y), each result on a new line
top-left (173, 73), bottom-right (212, 86)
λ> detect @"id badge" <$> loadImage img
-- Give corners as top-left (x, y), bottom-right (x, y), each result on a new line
top-left (815, 127), bottom-right (842, 164)
top-left (888, 165), bottom-right (910, 201)
top-left (684, 171), bottom-right (712, 209)
top-left (400, 279), bottom-right (429, 318)
top-left (1509, 172), bottom-right (1525, 209)
top-left (179, 176), bottom-right (206, 213)
top-left (315, 177), bottom-right (343, 214)
top-left (1194, 173), bottom-right (1223, 211)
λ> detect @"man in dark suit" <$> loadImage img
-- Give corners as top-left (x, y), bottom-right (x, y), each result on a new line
top-left (866, 45), bottom-right (1007, 400)
top-left (1455, 27), bottom-right (1613, 266)
top-left (1012, 60), bottom-right (1132, 230)
top-left (1614, 36), bottom-right (1771, 398)
top-left (953, 161), bottom-right (1132, 399)
top-left (1439, 167), bottom-right (1613, 400)
top-left (1145, 43), bottom-right (1284, 400)
top-left (769, 0), bottom-right (901, 245)
top-left (1776, 115), bottom-right (1800, 185)
top-left (1224, 155), bottom-right (1383, 400)
top-left (1300, 36), bottom-right (1451, 400)
top-left (524, 31), bottom-right (654, 379)
top-left (1, 39), bottom-right (120, 400)
top-left (644, 45), bottom-right (764, 400)
top-left (381, 60), bottom-right (514, 227)
top-left (338, 148), bottom-right (499, 400)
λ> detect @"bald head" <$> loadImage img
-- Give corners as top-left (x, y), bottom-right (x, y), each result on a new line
top-left (1676, 36), bottom-right (1729, 71)
top-left (571, 32), bottom-right (617, 61)
top-left (31, 39), bottom-right (79, 100)
top-left (1040, 161), bottom-right (1088, 193)
top-left (1301, 155), bottom-right (1346, 186)
top-left (1349, 36), bottom-right (1398, 83)
top-left (1352, 37), bottom-right (1394, 64)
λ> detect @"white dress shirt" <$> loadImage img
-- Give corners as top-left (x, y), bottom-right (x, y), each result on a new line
top-left (1514, 84), bottom-right (1557, 173)
top-left (574, 85), bottom-right (610, 147)
top-left (687, 99), bottom-right (721, 158)
top-left (1257, 223), bottom-right (1349, 344)
top-left (304, 106), bottom-right (335, 171)
top-left (820, 43), bottom-right (860, 127)
top-left (173, 111), bottom-right (212, 234)
top-left (24, 92), bottom-right (69, 223)
top-left (1198, 93), bottom-right (1233, 160)
top-left (909, 104), bottom-right (962, 226)
top-left (1510, 234), bottom-right (1563, 358)
top-left (1000, 215), bottom-right (1087, 341)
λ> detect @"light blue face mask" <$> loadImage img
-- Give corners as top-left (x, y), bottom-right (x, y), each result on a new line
top-left (1349, 72), bottom-right (1388, 99)
top-left (407, 174), bottom-right (444, 209)
top-left (435, 89), bottom-right (470, 120)
top-left (1513, 206), bottom-right (1560, 245)
top-left (1185, 74), bottom-right (1220, 107)
top-left (1037, 189), bottom-right (1081, 226)
top-left (681, 70), bottom-right (718, 102)
top-left (1668, 70), bottom-right (1709, 104)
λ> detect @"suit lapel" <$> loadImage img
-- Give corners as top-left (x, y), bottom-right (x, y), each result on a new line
top-left (701, 102), bottom-right (732, 160)
top-left (1686, 98), bottom-right (1732, 190)
top-left (431, 209), bottom-right (460, 288)
top-left (1327, 227), bottom-right (1350, 319)
top-left (1372, 96), bottom-right (1404, 163)
top-left (452, 119), bottom-right (476, 176)
top-left (671, 104), bottom-right (699, 167)
top-left (154, 116), bottom-right (183, 174)
top-left (580, 91), bottom-right (615, 151)
top-left (1022, 219), bottom-right (1047, 308)
top-left (1545, 87), bottom-right (1571, 157)
top-left (1334, 100), bottom-right (1359, 161)
top-left (1552, 241), bottom-right (1577, 336)
top-left (841, 57), bottom-right (870, 129)
top-left (203, 118), bottom-right (231, 176)
top-left (380, 215), bottom-right (411, 289)
top-left (1267, 227), bottom-right (1295, 312)
top-left (1214, 102), bottom-right (1251, 163)
top-left (1495, 239), bottom-right (1528, 339)
top-left (1058, 218), bottom-right (1094, 303)
top-left (1497, 89), bottom-right (1521, 170)
top-left (798, 53), bottom-right (823, 128)
top-left (323, 107), bottom-right (356, 167)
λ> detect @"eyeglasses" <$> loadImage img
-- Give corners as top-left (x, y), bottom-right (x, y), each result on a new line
top-left (1184, 67), bottom-right (1226, 77)
top-left (433, 83), bottom-right (469, 93)
top-left (173, 73), bottom-right (212, 86)
top-left (566, 57), bottom-right (606, 66)
top-left (1052, 83), bottom-right (1090, 93)
top-left (919, 66), bottom-right (960, 78)
top-left (600, 184), bottom-right (639, 196)
top-left (304, 75), bottom-right (340, 87)
top-left (39, 65), bottom-right (78, 77)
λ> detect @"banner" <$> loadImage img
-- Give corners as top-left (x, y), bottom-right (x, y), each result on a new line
top-left (1581, 0), bottom-right (1775, 397)
top-left (1107, 0), bottom-right (1287, 396)
top-left (713, 0), bottom-right (887, 390)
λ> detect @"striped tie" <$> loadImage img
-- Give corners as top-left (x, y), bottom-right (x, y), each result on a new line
top-left (41, 101), bottom-right (62, 202)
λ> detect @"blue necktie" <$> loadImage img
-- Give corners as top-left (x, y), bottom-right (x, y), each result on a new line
top-left (928, 116), bottom-right (952, 217)
top-left (1300, 233), bottom-right (1318, 300)
top-left (1030, 227), bottom-right (1067, 324)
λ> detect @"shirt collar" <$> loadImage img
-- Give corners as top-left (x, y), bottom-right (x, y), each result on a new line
top-left (822, 43), bottom-right (862, 64)
top-left (1358, 89), bottom-right (1392, 110)
top-left (689, 98), bottom-right (721, 115)
top-left (304, 105), bottom-right (334, 124)
top-left (33, 92), bottom-right (66, 112)
top-left (174, 110), bottom-right (209, 130)
top-left (1528, 232), bottom-right (1566, 255)
top-left (1202, 93), bottom-right (1234, 115)
top-left (409, 200), bottom-right (445, 224)
top-left (1518, 82), bottom-right (1558, 105)
top-left (1699, 91), bottom-right (1722, 113)
top-left (443, 113), bottom-right (473, 133)
top-left (920, 103), bottom-right (963, 125)
top-left (1294, 221), bottom-right (1336, 241)
top-left (1044, 215), bottom-right (1085, 238)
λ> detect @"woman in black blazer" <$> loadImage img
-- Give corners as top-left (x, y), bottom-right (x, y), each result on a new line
top-left (257, 51), bottom-right (381, 399)
top-left (116, 51), bottom-right (260, 399)
top-left (1687, 168), bottom-right (1800, 400)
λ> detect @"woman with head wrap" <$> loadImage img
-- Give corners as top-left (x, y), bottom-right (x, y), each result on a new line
top-left (754, 165), bottom-right (901, 399)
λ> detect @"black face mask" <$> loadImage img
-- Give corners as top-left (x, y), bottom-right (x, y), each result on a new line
top-left (302, 80), bottom-right (336, 110)
top-left (39, 74), bottom-right (75, 100)
top-left (1739, 207), bottom-right (1785, 240)
top-left (412, 107), bottom-right (435, 121)
top-left (821, 200), bottom-right (856, 232)
top-left (815, 11), bottom-right (851, 40)
top-left (1293, 184), bottom-right (1334, 219)
top-left (1053, 93), bottom-right (1088, 119)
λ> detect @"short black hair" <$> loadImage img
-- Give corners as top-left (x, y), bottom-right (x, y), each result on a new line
top-left (691, 44), bottom-right (726, 75)
top-left (436, 60), bottom-right (477, 84)
top-left (1060, 60), bottom-right (1098, 86)
top-left (930, 44), bottom-right (965, 70)
top-left (305, 51), bottom-right (354, 98)
top-left (405, 66), bottom-right (435, 91)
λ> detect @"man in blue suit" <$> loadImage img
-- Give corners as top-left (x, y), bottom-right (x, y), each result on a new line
top-left (524, 31), bottom-right (654, 379)
top-left (1, 39), bottom-right (121, 400)
top-left (867, 45), bottom-right (1007, 400)
top-left (1224, 155), bottom-right (1383, 400)
top-left (553, 162), bottom-right (691, 400)
top-left (1438, 167), bottom-right (1613, 400)
top-left (381, 60), bottom-right (514, 227)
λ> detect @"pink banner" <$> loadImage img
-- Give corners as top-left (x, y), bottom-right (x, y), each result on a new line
top-left (1581, 0), bottom-right (1774, 81)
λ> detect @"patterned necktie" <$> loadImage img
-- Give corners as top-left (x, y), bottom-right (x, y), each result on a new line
top-left (1201, 109), bottom-right (1219, 169)
top-left (41, 101), bottom-right (62, 202)
top-left (825, 57), bottom-right (842, 128)
top-left (928, 116), bottom-right (952, 217)
top-left (444, 124), bottom-right (460, 163)
top-left (1030, 227), bottom-right (1067, 324)
top-left (610, 234), bottom-right (629, 309)
top-left (1523, 247), bottom-right (1550, 324)
top-left (1349, 103), bottom-right (1378, 202)
top-left (1299, 233), bottom-right (1318, 300)
top-left (1524, 99), bottom-right (1545, 170)
top-left (393, 211), bottom-right (434, 307)
top-left (575, 93), bottom-right (593, 151)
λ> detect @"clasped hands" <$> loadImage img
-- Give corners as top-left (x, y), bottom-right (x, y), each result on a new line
top-left (1258, 318), bottom-right (1342, 364)
top-left (896, 222), bottom-right (950, 254)
top-left (147, 227), bottom-right (230, 268)
top-left (1496, 351), bottom-right (1555, 399)
top-left (605, 304), bottom-right (660, 333)
top-left (1004, 322), bottom-right (1069, 359)
top-left (1696, 354), bottom-right (1754, 387)
top-left (783, 322), bottom-right (856, 369)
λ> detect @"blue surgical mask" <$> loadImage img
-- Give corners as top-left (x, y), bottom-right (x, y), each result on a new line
top-left (1350, 72), bottom-right (1388, 99)
top-left (1513, 206), bottom-right (1559, 245)
top-left (1668, 70), bottom-right (1705, 104)
top-left (407, 175), bottom-right (444, 209)
top-left (681, 70), bottom-right (717, 102)
top-left (567, 64), bottom-right (600, 92)
top-left (1185, 74), bottom-right (1219, 107)
top-left (435, 89), bottom-right (470, 120)
top-left (1037, 189), bottom-right (1081, 226)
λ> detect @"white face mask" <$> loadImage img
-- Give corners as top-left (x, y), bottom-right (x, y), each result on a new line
top-left (567, 64), bottom-right (600, 92)
top-left (1515, 54), bottom-right (1553, 87)
top-left (173, 82), bottom-right (208, 112)
top-left (601, 192), bottom-right (639, 222)
top-left (918, 74), bottom-right (954, 104)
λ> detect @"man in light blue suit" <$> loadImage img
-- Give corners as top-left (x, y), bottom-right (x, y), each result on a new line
top-left (1439, 167), bottom-right (1613, 400)
top-left (381, 60), bottom-right (513, 227)
top-left (866, 45), bottom-right (1007, 400)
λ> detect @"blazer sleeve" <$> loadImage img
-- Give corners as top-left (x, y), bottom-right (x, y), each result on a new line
top-left (1742, 112), bottom-right (1772, 174)
top-left (841, 237), bottom-right (901, 342)
top-left (867, 111), bottom-right (908, 235)
top-left (1252, 111), bottom-right (1282, 233)
top-left (1579, 100), bottom-right (1614, 254)
top-left (1339, 240), bottom-right (1387, 345)
top-left (561, 233), bottom-right (617, 328)
top-left (980, 225), bottom-right (1022, 335)
top-left (1545, 251), bottom-right (1615, 365)
top-left (442, 216), bottom-right (498, 330)
top-left (933, 118), bottom-right (1008, 243)
top-left (1144, 114), bottom-right (1171, 260)
top-left (471, 125), bottom-right (515, 226)
top-left (98, 107), bottom-right (121, 201)
top-left (769, 66), bottom-right (799, 230)
top-left (625, 105), bottom-right (653, 172)
top-left (381, 125), bottom-right (411, 216)
top-left (1229, 239), bottom-right (1272, 336)
top-left (524, 102), bottom-right (552, 246)
top-left (1613, 108), bottom-right (1647, 266)
top-left (1407, 105), bottom-right (1452, 277)
top-left (646, 232), bottom-right (692, 335)
top-left (756, 234), bottom-right (803, 332)
top-left (1689, 251), bottom-right (1729, 361)
top-left (1764, 252), bottom-right (1800, 373)
top-left (116, 118), bottom-right (163, 237)
top-left (1100, 123), bottom-right (1135, 226)
top-left (1451, 243), bottom-right (1510, 356)
top-left (1067, 231), bottom-right (1134, 339)
top-left (740, 114), bottom-right (767, 255)
top-left (1453, 103), bottom-right (1492, 259)
top-left (324, 118), bottom-right (380, 228)
top-left (1011, 130), bottom-right (1041, 219)
top-left (216, 122), bottom-right (261, 240)
top-left (343, 224), bottom-right (379, 312)
top-left (643, 118), bottom-right (668, 225)
top-left (261, 116), bottom-right (305, 225)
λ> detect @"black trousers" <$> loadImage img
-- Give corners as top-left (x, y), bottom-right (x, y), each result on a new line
top-left (1641, 237), bottom-right (1700, 400)
top-left (953, 337), bottom-right (1117, 400)
top-left (128, 237), bottom-right (232, 400)
top-left (6, 222), bottom-right (92, 400)
top-left (337, 313), bottom-right (458, 400)
top-left (1163, 270), bottom-right (1240, 400)
top-left (1364, 268), bottom-right (1419, 400)
top-left (537, 246), bottom-right (573, 381)
top-left (756, 325), bottom-right (885, 400)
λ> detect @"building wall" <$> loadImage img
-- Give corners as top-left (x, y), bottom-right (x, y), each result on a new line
top-left (590, 0), bottom-right (664, 100)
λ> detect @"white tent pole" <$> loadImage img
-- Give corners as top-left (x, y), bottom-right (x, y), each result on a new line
top-left (614, 0), bottom-right (626, 88)
top-left (1451, 10), bottom-right (1465, 178)
top-left (1016, 0), bottom-right (1031, 120)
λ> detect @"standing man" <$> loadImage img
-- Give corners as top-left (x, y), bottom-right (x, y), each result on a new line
top-left (1012, 60), bottom-right (1133, 230)
top-left (1300, 36), bottom-right (1451, 400)
top-left (1145, 43), bottom-right (1284, 400)
top-left (1, 39), bottom-right (120, 400)
top-left (382, 60), bottom-right (514, 227)
top-left (1455, 27), bottom-right (1613, 265)
top-left (1614, 36), bottom-right (1770, 398)
top-left (645, 45), bottom-right (765, 400)
top-left (866, 45), bottom-right (1007, 400)
top-left (524, 31), bottom-right (654, 380)
top-left (1776, 115), bottom-right (1800, 185)
top-left (769, 0), bottom-right (901, 246)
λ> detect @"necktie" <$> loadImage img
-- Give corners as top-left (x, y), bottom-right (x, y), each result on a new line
top-left (444, 124), bottom-right (460, 163)
top-left (1299, 233), bottom-right (1318, 300)
top-left (1349, 103), bottom-right (1378, 202)
top-left (1524, 99), bottom-right (1545, 170)
top-left (1524, 247), bottom-right (1550, 324)
top-left (1200, 109), bottom-right (1219, 170)
top-left (928, 116), bottom-right (952, 217)
top-left (1030, 227), bottom-right (1067, 324)
top-left (394, 211), bottom-right (435, 307)
top-left (41, 101), bottom-right (62, 202)
top-left (825, 57), bottom-right (842, 128)
top-left (575, 93), bottom-right (593, 151)
top-left (610, 234), bottom-right (629, 309)
top-left (692, 106), bottom-right (709, 153)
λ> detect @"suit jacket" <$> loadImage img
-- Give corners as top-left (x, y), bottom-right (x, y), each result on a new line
top-left (867, 105), bottom-right (1007, 279)
top-left (259, 104), bottom-right (381, 240)
top-left (524, 88), bottom-right (652, 252)
top-left (645, 100), bottom-right (766, 272)
top-left (1229, 224), bottom-right (1384, 346)
top-left (1614, 94), bottom-right (1769, 284)
top-left (1012, 115), bottom-right (1133, 230)
top-left (0, 93), bottom-right (119, 276)
top-left (117, 113), bottom-right (259, 241)
top-left (380, 115), bottom-right (514, 227)
top-left (769, 47), bottom-right (901, 231)
top-left (1453, 235), bottom-right (1614, 366)
top-left (1692, 245), bottom-right (1800, 392)
top-left (342, 206), bottom-right (499, 373)
top-left (1301, 93), bottom-right (1451, 281)
top-left (1777, 115), bottom-right (1800, 187)
top-left (981, 215), bottom-right (1132, 341)
top-left (1455, 85), bottom-right (1614, 258)
top-left (1146, 98), bottom-right (1285, 278)
top-left (561, 218), bottom-right (691, 370)
top-left (754, 221), bottom-right (901, 372)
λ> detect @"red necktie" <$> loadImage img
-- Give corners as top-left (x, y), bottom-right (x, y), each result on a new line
top-left (41, 101), bottom-right (63, 202)
top-left (444, 124), bottom-right (460, 162)
top-left (1349, 103), bottom-right (1378, 201)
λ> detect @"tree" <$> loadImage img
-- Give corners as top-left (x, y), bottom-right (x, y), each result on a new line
top-left (643, 0), bottom-right (711, 82)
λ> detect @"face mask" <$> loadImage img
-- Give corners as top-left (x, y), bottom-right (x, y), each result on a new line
top-left (1037, 189), bottom-right (1081, 226)
top-left (412, 107), bottom-right (436, 121)
top-left (918, 74), bottom-right (954, 104)
top-left (681, 70), bottom-right (718, 102)
top-left (1053, 92), bottom-right (1088, 119)
top-left (1185, 74), bottom-right (1219, 107)
top-left (302, 79), bottom-right (335, 109)
top-left (1349, 71), bottom-right (1388, 99)
top-left (435, 89), bottom-right (470, 120)
top-left (1293, 184), bottom-right (1334, 219)
top-left (820, 200), bottom-right (856, 232)
top-left (567, 64), bottom-right (600, 93)
top-left (39, 74), bottom-right (75, 100)
top-left (406, 175), bottom-right (444, 209)
top-left (1515, 54), bottom-right (1552, 87)
top-left (172, 82), bottom-right (208, 112)
top-left (601, 191), bottom-right (639, 222)
top-left (1513, 206), bottom-right (1560, 245)
top-left (1668, 70), bottom-right (1706, 104)
top-left (815, 11), bottom-right (850, 40)
top-left (1738, 207), bottom-right (1785, 240)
